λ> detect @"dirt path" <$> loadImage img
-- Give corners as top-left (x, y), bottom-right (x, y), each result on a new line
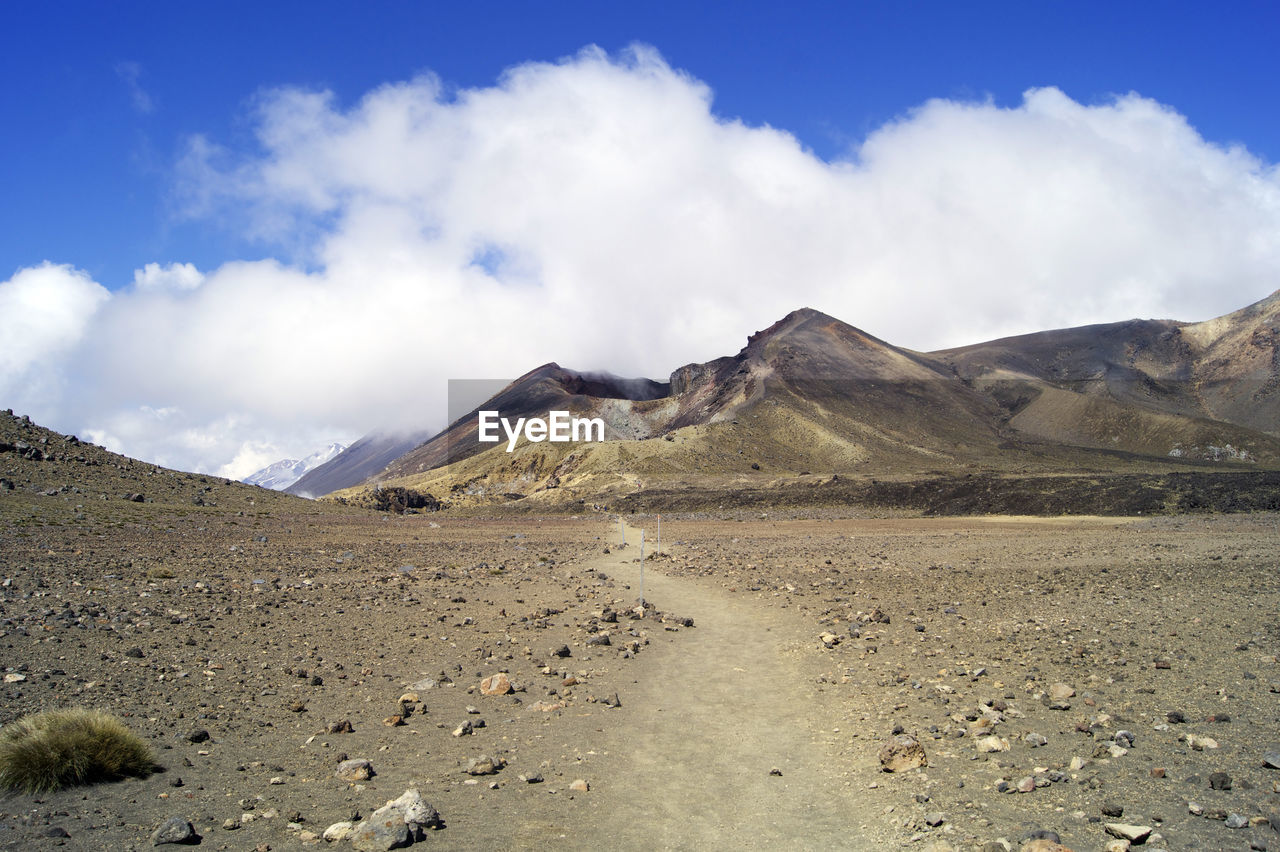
top-left (573, 522), bottom-right (890, 850)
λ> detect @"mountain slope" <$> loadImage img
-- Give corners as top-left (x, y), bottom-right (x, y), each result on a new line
top-left (243, 442), bottom-right (346, 491)
top-left (286, 430), bottom-right (432, 498)
top-left (323, 291), bottom-right (1280, 509)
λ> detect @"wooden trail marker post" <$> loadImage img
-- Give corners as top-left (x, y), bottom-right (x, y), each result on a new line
top-left (639, 529), bottom-right (645, 605)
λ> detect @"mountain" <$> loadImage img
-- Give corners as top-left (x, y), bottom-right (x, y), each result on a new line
top-left (286, 429), bottom-right (433, 498)
top-left (242, 442), bottom-right (346, 491)
top-left (0, 408), bottom-right (306, 512)
top-left (936, 289), bottom-right (1280, 461)
top-left (319, 291), bottom-right (1280, 509)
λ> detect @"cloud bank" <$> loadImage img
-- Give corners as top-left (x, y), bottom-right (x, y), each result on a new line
top-left (4, 45), bottom-right (1280, 478)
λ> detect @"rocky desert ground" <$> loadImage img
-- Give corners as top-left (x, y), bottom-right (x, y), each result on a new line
top-left (3, 412), bottom-right (1280, 850)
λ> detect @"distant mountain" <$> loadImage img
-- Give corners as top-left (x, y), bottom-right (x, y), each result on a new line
top-left (243, 442), bottom-right (345, 491)
top-left (321, 290), bottom-right (1280, 509)
top-left (286, 430), bottom-right (432, 498)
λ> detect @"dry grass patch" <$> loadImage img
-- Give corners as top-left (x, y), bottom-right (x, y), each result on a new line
top-left (0, 708), bottom-right (157, 793)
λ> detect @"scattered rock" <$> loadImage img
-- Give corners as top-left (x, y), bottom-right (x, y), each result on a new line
top-left (322, 821), bottom-right (355, 842)
top-left (335, 758), bottom-right (374, 782)
top-left (479, 672), bottom-right (512, 696)
top-left (464, 755), bottom-right (504, 776)
top-left (150, 816), bottom-right (198, 846)
top-left (1104, 823), bottom-right (1152, 843)
top-left (1048, 683), bottom-right (1075, 701)
top-left (878, 734), bottom-right (927, 772)
top-left (976, 735), bottom-right (1010, 753)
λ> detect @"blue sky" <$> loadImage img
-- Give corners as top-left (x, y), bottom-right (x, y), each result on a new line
top-left (3, 1), bottom-right (1280, 477)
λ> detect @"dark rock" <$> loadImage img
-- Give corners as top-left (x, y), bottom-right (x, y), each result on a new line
top-left (151, 816), bottom-right (198, 846)
top-left (1209, 771), bottom-right (1232, 790)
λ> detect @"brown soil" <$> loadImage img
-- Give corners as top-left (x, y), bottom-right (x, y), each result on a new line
top-left (4, 493), bottom-right (1280, 850)
top-left (3, 413), bottom-right (1279, 850)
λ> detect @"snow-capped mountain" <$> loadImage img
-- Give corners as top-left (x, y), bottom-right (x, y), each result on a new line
top-left (242, 442), bottom-right (346, 491)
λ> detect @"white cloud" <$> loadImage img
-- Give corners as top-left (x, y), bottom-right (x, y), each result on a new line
top-left (115, 61), bottom-right (154, 115)
top-left (5, 45), bottom-right (1280, 477)
top-left (132, 262), bottom-right (204, 291)
top-left (0, 262), bottom-right (109, 395)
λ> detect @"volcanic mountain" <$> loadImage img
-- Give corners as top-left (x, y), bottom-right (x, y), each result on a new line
top-left (324, 291), bottom-right (1280, 509)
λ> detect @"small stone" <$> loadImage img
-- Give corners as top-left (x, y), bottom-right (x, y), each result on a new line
top-left (150, 816), bottom-right (198, 846)
top-left (327, 720), bottom-right (353, 734)
top-left (1113, 730), bottom-right (1135, 749)
top-left (185, 728), bottom-right (209, 743)
top-left (1209, 771), bottom-right (1232, 790)
top-left (925, 812), bottom-right (946, 827)
top-left (1263, 751), bottom-right (1280, 769)
top-left (321, 822), bottom-right (355, 842)
top-left (480, 672), bottom-right (512, 695)
top-left (382, 715), bottom-right (405, 727)
top-left (1016, 776), bottom-right (1036, 793)
top-left (1188, 801), bottom-right (1204, 815)
top-left (1019, 840), bottom-right (1070, 852)
top-left (519, 772), bottom-right (544, 783)
top-left (1048, 683), bottom-right (1075, 700)
top-left (1103, 840), bottom-right (1130, 852)
top-left (1101, 803), bottom-right (1124, 818)
top-left (3, 673), bottom-right (26, 683)
top-left (878, 734), bottom-right (928, 771)
top-left (1023, 732), bottom-right (1048, 748)
top-left (335, 758), bottom-right (374, 782)
top-left (348, 813), bottom-right (409, 851)
top-left (389, 788), bottom-right (443, 832)
top-left (222, 819), bottom-right (238, 831)
top-left (552, 645), bottom-right (571, 658)
top-left (1225, 813), bottom-right (1248, 829)
top-left (568, 779), bottom-right (589, 792)
top-left (769, 767), bottom-right (783, 776)
top-left (976, 735), bottom-right (1010, 753)
top-left (1186, 734), bottom-right (1219, 750)
top-left (1150, 767), bottom-right (1166, 778)
top-left (465, 755), bottom-right (502, 776)
top-left (1104, 823), bottom-right (1152, 843)
top-left (452, 720), bottom-right (473, 737)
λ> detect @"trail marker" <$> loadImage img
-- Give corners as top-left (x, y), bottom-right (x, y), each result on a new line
top-left (639, 529), bottom-right (645, 605)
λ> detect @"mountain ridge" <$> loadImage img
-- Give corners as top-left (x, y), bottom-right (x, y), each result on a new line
top-left (317, 289), bottom-right (1280, 507)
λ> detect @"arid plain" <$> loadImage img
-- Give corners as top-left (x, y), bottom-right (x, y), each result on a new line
top-left (3, 412), bottom-right (1280, 851)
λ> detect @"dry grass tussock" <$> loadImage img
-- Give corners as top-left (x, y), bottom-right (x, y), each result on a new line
top-left (0, 708), bottom-right (157, 793)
